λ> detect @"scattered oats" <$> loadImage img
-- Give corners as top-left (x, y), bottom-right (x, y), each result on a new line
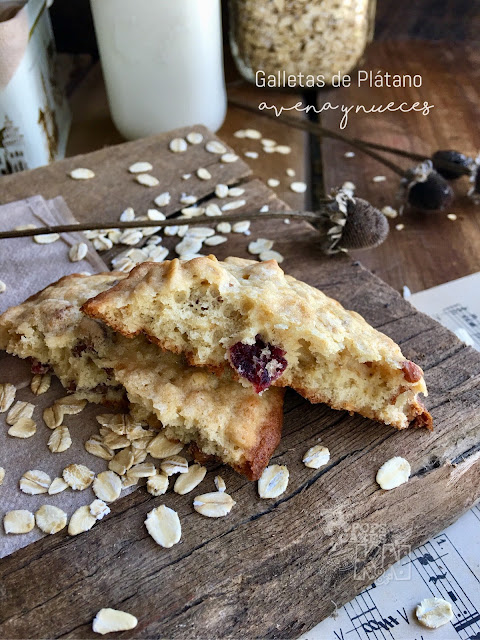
top-left (129, 161), bottom-right (153, 174)
top-left (34, 232), bottom-right (60, 244)
top-left (35, 505), bottom-right (67, 534)
top-left (8, 418), bottom-right (36, 438)
top-left (85, 436), bottom-right (114, 461)
top-left (115, 258), bottom-right (135, 272)
top-left (63, 464), bottom-right (95, 491)
top-left (119, 207), bottom-right (135, 222)
top-left (206, 140), bottom-right (227, 154)
top-left (259, 249), bottom-right (284, 263)
top-left (4, 510), bottom-right (34, 534)
top-left (154, 192), bottom-right (171, 207)
top-left (205, 203), bottom-right (223, 217)
top-left (245, 128), bottom-right (262, 140)
top-left (48, 426), bottom-right (72, 453)
top-left (187, 226), bottom-right (215, 239)
top-left (204, 235), bottom-right (227, 246)
top-left (48, 477), bottom-right (68, 495)
top-left (69, 242), bottom-right (88, 262)
top-left (234, 129), bottom-right (247, 138)
top-left (55, 395), bottom-right (87, 416)
top-left (145, 473), bottom-right (168, 497)
top-left (402, 285), bottom-right (412, 300)
top-left (261, 138), bottom-right (276, 147)
top-left (102, 431), bottom-right (130, 450)
top-left (177, 225), bottom-right (189, 238)
top-left (395, 223), bottom-right (405, 231)
top-left (181, 206), bottom-right (205, 218)
top-left (258, 465), bottom-right (289, 499)
top-left (119, 229), bottom-right (143, 245)
top-left (381, 205), bottom-right (398, 219)
top-left (176, 237), bottom-right (203, 256)
top-left (169, 137), bottom-right (188, 153)
top-left (284, 218), bottom-right (291, 224)
top-left (43, 405), bottom-right (63, 429)
top-left (215, 183), bottom-right (229, 198)
top-left (174, 464), bottom-right (207, 495)
top-left (186, 131), bottom-right (204, 145)
top-left (180, 194), bottom-right (198, 205)
top-left (182, 173), bottom-right (191, 180)
top-left (108, 448), bottom-right (134, 475)
top-left (267, 178), bottom-right (280, 188)
top-left (147, 245), bottom-right (169, 262)
top-left (303, 444), bottom-right (330, 469)
top-left (232, 220), bottom-right (251, 233)
top-left (214, 476), bottom-right (226, 492)
top-left (447, 213), bottom-right (457, 221)
top-left (90, 499), bottom-right (110, 520)
top-left (147, 434), bottom-right (183, 459)
top-left (131, 448), bottom-right (148, 466)
top-left (286, 168), bottom-right (296, 177)
top-left (197, 167), bottom-right (212, 181)
top-left (248, 238), bottom-right (274, 254)
top-left (160, 455), bottom-right (189, 476)
top-left (93, 608), bottom-right (138, 635)
top-left (145, 504), bottom-right (181, 548)
top-left (376, 456), bottom-right (411, 490)
top-left (68, 505), bottom-right (97, 535)
top-left (126, 462), bottom-right (156, 479)
top-left (164, 225), bottom-right (179, 237)
top-left (221, 153), bottom-right (239, 164)
top-left (108, 229), bottom-right (122, 244)
top-left (290, 181), bottom-right (307, 193)
top-left (263, 146), bottom-right (275, 154)
top-left (259, 204), bottom-right (269, 213)
top-left (93, 236), bottom-right (113, 251)
top-left (135, 173), bottom-right (159, 187)
top-left (193, 491), bottom-right (236, 517)
top-left (416, 598), bottom-right (454, 629)
top-left (372, 175), bottom-right (387, 183)
top-left (121, 475), bottom-right (138, 489)
top-left (7, 400), bottom-right (34, 425)
top-left (274, 145), bottom-right (291, 155)
top-left (223, 199), bottom-right (246, 212)
top-left (0, 467), bottom-right (4, 485)
top-left (93, 470), bottom-right (122, 502)
top-left (344, 151), bottom-right (355, 158)
top-left (216, 221), bottom-right (231, 233)
top-left (20, 470), bottom-right (51, 495)
top-left (229, 188), bottom-right (246, 199)
top-left (244, 151), bottom-right (259, 159)
top-left (15, 223), bottom-right (37, 231)
top-left (146, 234), bottom-right (162, 245)
top-left (146, 209), bottom-right (165, 222)
top-left (0, 279), bottom-right (5, 293)
top-left (69, 168), bottom-right (95, 180)
top-left (84, 230), bottom-right (101, 240)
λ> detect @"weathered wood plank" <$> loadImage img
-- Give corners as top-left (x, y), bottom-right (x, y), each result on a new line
top-left (0, 109), bottom-right (479, 639)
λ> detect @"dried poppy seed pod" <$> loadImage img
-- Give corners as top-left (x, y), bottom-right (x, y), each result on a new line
top-left (431, 150), bottom-right (474, 181)
top-left (314, 189), bottom-right (389, 254)
top-left (404, 161), bottom-right (454, 211)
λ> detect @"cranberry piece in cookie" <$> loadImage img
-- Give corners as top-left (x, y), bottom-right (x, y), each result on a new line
top-left (229, 335), bottom-right (287, 393)
top-left (30, 359), bottom-right (51, 375)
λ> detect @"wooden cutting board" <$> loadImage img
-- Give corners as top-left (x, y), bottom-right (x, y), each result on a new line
top-left (0, 123), bottom-right (479, 640)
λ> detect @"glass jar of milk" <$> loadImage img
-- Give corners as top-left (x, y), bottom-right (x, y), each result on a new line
top-left (90, 0), bottom-right (227, 139)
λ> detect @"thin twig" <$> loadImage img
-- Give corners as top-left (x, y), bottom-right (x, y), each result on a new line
top-left (0, 210), bottom-right (320, 240)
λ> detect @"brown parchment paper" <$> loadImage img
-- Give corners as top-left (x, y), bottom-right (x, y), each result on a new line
top-left (0, 195), bottom-right (134, 558)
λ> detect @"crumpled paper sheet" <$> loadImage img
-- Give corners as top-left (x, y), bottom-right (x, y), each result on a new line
top-left (0, 195), bottom-right (133, 558)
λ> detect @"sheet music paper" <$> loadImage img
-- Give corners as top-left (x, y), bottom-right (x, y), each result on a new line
top-left (302, 272), bottom-right (480, 640)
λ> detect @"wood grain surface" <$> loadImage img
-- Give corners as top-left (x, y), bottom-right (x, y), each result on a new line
top-left (0, 124), bottom-right (479, 639)
top-left (318, 41), bottom-right (480, 292)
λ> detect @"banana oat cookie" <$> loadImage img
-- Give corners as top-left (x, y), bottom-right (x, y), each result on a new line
top-left (83, 256), bottom-right (432, 431)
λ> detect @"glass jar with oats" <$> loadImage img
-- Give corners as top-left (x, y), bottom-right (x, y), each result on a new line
top-left (229, 0), bottom-right (376, 87)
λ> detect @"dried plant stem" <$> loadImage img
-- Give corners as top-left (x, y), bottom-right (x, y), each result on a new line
top-left (0, 210), bottom-right (321, 240)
